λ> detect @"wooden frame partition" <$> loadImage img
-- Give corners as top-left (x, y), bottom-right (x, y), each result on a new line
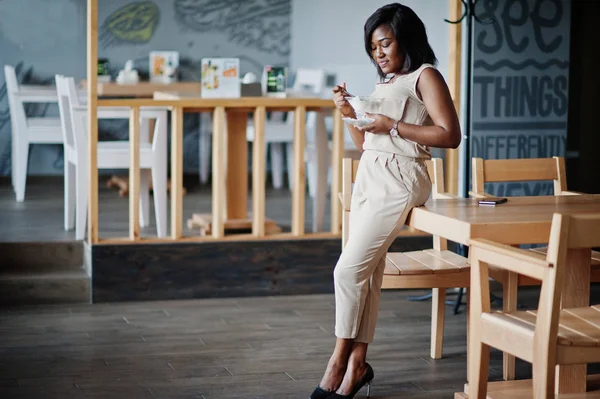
top-left (251, 107), bottom-right (267, 237)
top-left (291, 106), bottom-right (307, 236)
top-left (128, 107), bottom-right (140, 240)
top-left (85, 0), bottom-right (350, 244)
top-left (171, 106), bottom-right (185, 239)
top-left (87, 0), bottom-right (99, 243)
top-left (211, 106), bottom-right (227, 239)
top-left (86, 101), bottom-right (343, 243)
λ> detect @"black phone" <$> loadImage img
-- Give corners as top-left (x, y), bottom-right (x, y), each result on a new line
top-left (478, 197), bottom-right (508, 206)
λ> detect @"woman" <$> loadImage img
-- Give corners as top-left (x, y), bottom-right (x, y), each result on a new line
top-left (310, 3), bottom-right (461, 399)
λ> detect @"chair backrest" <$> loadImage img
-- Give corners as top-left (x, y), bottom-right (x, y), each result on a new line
top-left (61, 76), bottom-right (87, 152)
top-left (55, 75), bottom-right (75, 148)
top-left (293, 69), bottom-right (326, 131)
top-left (63, 76), bottom-right (83, 108)
top-left (292, 68), bottom-right (326, 95)
top-left (471, 157), bottom-right (567, 197)
top-left (4, 65), bottom-right (25, 134)
top-left (272, 68), bottom-right (326, 127)
top-left (4, 65), bottom-right (19, 94)
top-left (340, 157), bottom-right (447, 248)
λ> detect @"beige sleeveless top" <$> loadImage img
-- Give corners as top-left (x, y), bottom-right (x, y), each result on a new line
top-left (360, 63), bottom-right (435, 159)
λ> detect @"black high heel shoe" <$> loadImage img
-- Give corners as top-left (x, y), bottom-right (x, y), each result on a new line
top-left (328, 363), bottom-right (374, 399)
top-left (309, 385), bottom-right (335, 399)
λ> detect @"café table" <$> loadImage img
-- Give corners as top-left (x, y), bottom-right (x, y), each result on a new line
top-left (405, 194), bottom-right (600, 396)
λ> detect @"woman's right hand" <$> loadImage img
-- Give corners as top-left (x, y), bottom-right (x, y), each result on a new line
top-left (332, 82), bottom-right (355, 118)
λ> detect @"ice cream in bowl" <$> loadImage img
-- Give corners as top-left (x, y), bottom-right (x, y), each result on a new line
top-left (345, 96), bottom-right (382, 119)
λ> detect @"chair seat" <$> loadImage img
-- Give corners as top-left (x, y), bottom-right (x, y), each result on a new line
top-left (484, 306), bottom-right (600, 347)
top-left (385, 250), bottom-right (469, 275)
top-left (382, 250), bottom-right (470, 290)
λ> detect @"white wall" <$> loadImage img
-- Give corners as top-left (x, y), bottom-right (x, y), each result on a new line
top-left (290, 0), bottom-right (451, 97)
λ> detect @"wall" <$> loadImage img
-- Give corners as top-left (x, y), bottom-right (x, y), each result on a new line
top-left (0, 0), bottom-right (291, 176)
top-left (469, 0), bottom-right (571, 196)
top-left (565, 0), bottom-right (600, 194)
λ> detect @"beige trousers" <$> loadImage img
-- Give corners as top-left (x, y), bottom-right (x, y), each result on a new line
top-left (334, 150), bottom-right (432, 343)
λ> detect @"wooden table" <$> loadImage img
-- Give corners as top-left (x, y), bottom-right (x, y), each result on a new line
top-left (81, 80), bottom-right (202, 98)
top-left (405, 194), bottom-right (600, 396)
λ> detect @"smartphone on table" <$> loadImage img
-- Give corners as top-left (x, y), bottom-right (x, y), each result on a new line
top-left (477, 197), bottom-right (508, 206)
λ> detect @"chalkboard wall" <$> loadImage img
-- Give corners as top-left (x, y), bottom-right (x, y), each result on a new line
top-left (470, 0), bottom-right (571, 196)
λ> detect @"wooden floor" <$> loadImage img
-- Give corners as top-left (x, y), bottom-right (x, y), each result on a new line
top-left (0, 288), bottom-right (544, 399)
top-left (0, 175), bottom-right (325, 242)
top-left (3, 178), bottom-right (600, 397)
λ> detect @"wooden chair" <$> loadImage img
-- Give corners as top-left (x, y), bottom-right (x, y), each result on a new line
top-left (340, 157), bottom-right (470, 359)
top-left (470, 156), bottom-right (600, 380)
top-left (468, 212), bottom-right (600, 398)
top-left (470, 156), bottom-right (581, 198)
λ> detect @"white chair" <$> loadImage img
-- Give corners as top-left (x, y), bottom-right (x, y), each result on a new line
top-left (55, 75), bottom-right (168, 240)
top-left (4, 65), bottom-right (63, 202)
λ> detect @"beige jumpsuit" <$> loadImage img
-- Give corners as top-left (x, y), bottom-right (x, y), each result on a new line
top-left (334, 64), bottom-right (435, 343)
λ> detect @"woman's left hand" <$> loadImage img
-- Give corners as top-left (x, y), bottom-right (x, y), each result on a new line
top-left (359, 112), bottom-right (395, 134)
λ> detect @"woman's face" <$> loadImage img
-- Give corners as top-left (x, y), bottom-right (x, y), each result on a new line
top-left (370, 24), bottom-right (405, 75)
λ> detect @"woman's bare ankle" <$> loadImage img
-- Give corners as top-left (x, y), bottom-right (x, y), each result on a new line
top-left (347, 356), bottom-right (366, 369)
top-left (328, 354), bottom-right (347, 369)
top-left (319, 363), bottom-right (345, 391)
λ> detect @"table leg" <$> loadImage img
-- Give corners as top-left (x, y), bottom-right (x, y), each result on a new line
top-left (189, 109), bottom-right (282, 236)
top-left (503, 270), bottom-right (518, 381)
top-left (226, 111), bottom-right (248, 220)
top-left (556, 248), bottom-right (591, 394)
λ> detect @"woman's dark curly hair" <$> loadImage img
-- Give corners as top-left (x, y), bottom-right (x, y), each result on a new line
top-left (364, 3), bottom-right (437, 80)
